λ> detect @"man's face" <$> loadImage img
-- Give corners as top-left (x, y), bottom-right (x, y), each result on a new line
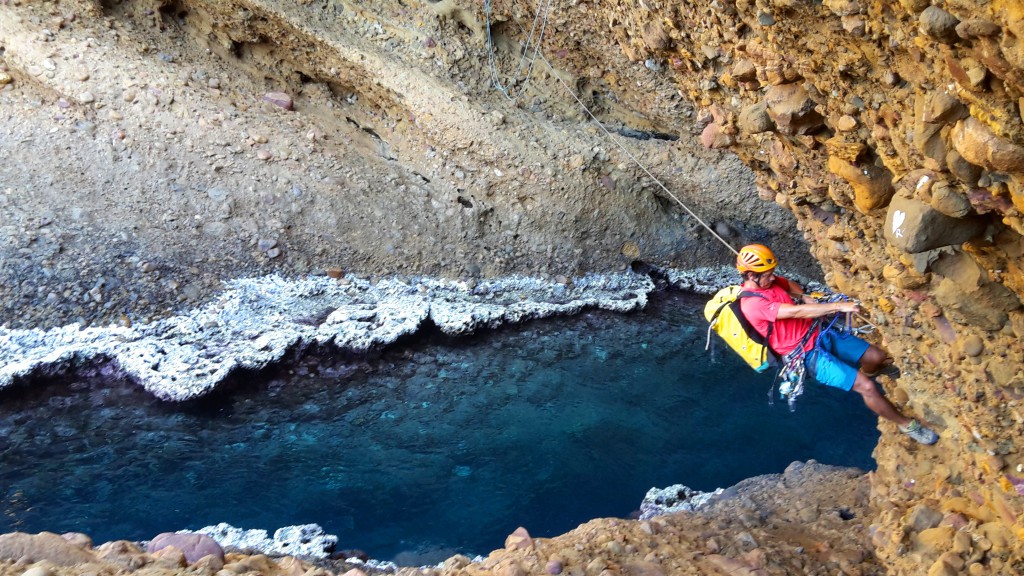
top-left (754, 269), bottom-right (776, 288)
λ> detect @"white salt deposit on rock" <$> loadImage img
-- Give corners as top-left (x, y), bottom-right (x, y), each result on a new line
top-left (0, 271), bottom-right (666, 401)
top-left (188, 523), bottom-right (336, 558)
top-left (638, 484), bottom-right (724, 519)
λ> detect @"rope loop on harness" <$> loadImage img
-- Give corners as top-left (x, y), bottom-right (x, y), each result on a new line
top-left (809, 292), bottom-right (877, 335)
top-left (771, 290), bottom-right (881, 410)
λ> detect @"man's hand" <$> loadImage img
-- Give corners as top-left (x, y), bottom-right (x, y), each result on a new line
top-left (835, 301), bottom-right (860, 314)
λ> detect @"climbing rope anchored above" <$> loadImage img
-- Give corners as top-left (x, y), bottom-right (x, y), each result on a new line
top-left (484, 0), bottom-right (552, 101)
top-left (484, 0), bottom-right (738, 256)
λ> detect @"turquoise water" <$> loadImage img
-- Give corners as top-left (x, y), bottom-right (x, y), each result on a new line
top-left (0, 291), bottom-right (878, 564)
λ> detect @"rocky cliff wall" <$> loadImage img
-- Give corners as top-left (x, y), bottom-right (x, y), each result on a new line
top-left (0, 0), bottom-right (814, 331)
top-left (2, 0), bottom-right (1024, 574)
top-left (596, 0), bottom-right (1024, 573)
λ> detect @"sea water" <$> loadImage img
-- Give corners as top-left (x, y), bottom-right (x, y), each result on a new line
top-left (0, 291), bottom-right (878, 564)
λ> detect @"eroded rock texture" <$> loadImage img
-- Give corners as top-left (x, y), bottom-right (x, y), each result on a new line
top-left (601, 0), bottom-right (1024, 573)
top-left (2, 0), bottom-right (1024, 574)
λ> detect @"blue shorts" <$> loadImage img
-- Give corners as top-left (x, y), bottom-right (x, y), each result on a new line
top-left (805, 330), bottom-right (871, 392)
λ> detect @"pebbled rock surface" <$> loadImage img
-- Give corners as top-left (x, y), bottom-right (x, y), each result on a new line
top-left (2, 0), bottom-right (1024, 575)
top-left (0, 0), bottom-right (816, 333)
top-left (604, 0), bottom-right (1024, 574)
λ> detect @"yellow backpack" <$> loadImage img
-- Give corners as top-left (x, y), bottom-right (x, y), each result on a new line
top-left (704, 286), bottom-right (778, 373)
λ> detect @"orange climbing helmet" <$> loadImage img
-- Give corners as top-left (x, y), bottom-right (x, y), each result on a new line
top-left (736, 244), bottom-right (777, 273)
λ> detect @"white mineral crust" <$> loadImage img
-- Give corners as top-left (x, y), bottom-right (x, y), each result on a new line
top-left (0, 270), bottom-right (673, 400)
top-left (188, 522), bottom-right (338, 558)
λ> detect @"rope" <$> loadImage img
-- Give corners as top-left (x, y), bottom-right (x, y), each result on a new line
top-left (495, 20), bottom-right (886, 334)
top-left (538, 51), bottom-right (739, 256)
top-left (484, 0), bottom-right (552, 101)
top-left (487, 1), bottom-right (738, 256)
top-left (813, 293), bottom-right (877, 334)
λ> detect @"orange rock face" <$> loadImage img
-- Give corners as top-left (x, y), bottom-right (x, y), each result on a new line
top-left (0, 0), bottom-right (1023, 575)
top-left (603, 0), bottom-right (1024, 573)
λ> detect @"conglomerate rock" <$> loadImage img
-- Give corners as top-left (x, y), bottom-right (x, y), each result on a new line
top-left (2, 0), bottom-right (1024, 574)
top-left (600, 1), bottom-right (1024, 574)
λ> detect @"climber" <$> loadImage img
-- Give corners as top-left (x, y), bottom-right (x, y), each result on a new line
top-left (735, 244), bottom-right (939, 445)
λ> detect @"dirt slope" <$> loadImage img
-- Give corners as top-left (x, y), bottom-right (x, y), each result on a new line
top-left (0, 0), bottom-right (809, 330)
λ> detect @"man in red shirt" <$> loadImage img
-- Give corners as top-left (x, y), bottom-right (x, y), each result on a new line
top-left (736, 244), bottom-right (938, 445)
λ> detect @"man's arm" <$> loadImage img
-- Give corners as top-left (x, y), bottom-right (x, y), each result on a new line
top-left (775, 277), bottom-right (814, 304)
top-left (776, 300), bottom-right (859, 319)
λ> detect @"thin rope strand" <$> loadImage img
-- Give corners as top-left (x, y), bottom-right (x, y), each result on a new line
top-left (532, 51), bottom-right (739, 255)
top-left (485, 0), bottom-right (552, 101)
top-left (492, 5), bottom-right (737, 255)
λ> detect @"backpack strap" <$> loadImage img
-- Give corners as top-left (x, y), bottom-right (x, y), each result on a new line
top-left (737, 290), bottom-right (777, 361)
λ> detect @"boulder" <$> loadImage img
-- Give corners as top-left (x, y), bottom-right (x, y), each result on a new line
top-left (827, 156), bottom-right (895, 212)
top-left (701, 122), bottom-right (735, 149)
top-left (621, 561), bottom-right (666, 576)
top-left (60, 533), bottom-right (92, 549)
top-left (841, 15), bottom-right (866, 36)
top-left (899, 0), bottom-right (929, 12)
top-left (945, 149), bottom-right (982, 185)
top-left (907, 504), bottom-right (944, 532)
top-left (95, 540), bottom-right (143, 561)
top-left (768, 139), bottom-right (798, 175)
top-left (738, 101), bottom-right (773, 134)
top-left (505, 527), bottom-right (534, 551)
top-left (731, 59), bottom-right (757, 82)
top-left (919, 6), bottom-right (960, 44)
top-left (147, 532), bottom-right (224, 564)
top-left (922, 92), bottom-right (966, 125)
top-left (0, 532), bottom-right (96, 566)
top-left (642, 21), bottom-right (671, 51)
top-left (915, 526), bottom-right (954, 553)
top-left (764, 84), bottom-right (824, 135)
top-left (836, 115), bottom-right (858, 131)
top-left (225, 554), bottom-right (279, 574)
top-left (955, 18), bottom-right (1000, 39)
top-left (913, 122), bottom-right (947, 168)
top-left (944, 56), bottom-right (987, 91)
top-left (967, 187), bottom-right (1014, 214)
top-left (931, 251), bottom-right (1022, 330)
top-left (929, 183), bottom-right (973, 217)
top-left (262, 92), bottom-right (294, 110)
top-left (883, 196), bottom-right (985, 253)
top-left (950, 117), bottom-right (1024, 174)
top-left (823, 0), bottom-right (860, 17)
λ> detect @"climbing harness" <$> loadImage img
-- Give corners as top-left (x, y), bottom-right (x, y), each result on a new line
top-left (484, 0), bottom-right (552, 101)
top-left (768, 292), bottom-right (877, 411)
top-left (769, 319), bottom-right (818, 412)
top-left (812, 292), bottom-right (877, 336)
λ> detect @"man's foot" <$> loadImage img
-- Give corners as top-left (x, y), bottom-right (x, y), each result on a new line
top-left (899, 419), bottom-right (938, 445)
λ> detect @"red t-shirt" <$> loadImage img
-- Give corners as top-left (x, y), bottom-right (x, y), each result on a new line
top-left (738, 277), bottom-right (817, 356)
